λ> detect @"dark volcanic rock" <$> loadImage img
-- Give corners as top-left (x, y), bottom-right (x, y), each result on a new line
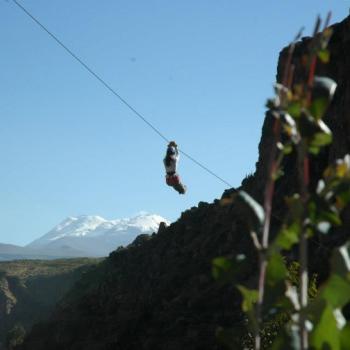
top-left (253, 16), bottom-right (350, 276)
top-left (255, 16), bottom-right (350, 199)
top-left (19, 15), bottom-right (350, 350)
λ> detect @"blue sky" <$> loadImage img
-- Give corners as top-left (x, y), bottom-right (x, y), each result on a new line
top-left (1, 1), bottom-right (349, 245)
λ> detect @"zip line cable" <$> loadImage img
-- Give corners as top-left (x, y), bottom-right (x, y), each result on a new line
top-left (10, 0), bottom-right (233, 188)
top-left (11, 0), bottom-right (168, 144)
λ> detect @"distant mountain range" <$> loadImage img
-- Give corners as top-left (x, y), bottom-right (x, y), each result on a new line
top-left (0, 213), bottom-right (169, 261)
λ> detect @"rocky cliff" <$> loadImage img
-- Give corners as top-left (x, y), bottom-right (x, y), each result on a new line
top-left (0, 259), bottom-right (100, 349)
top-left (250, 15), bottom-right (350, 274)
top-left (18, 15), bottom-right (350, 350)
top-left (255, 15), bottom-right (350, 193)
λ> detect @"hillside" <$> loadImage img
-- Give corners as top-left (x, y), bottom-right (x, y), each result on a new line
top-left (18, 15), bottom-right (350, 350)
top-left (0, 258), bottom-right (101, 349)
top-left (0, 243), bottom-right (87, 262)
top-left (0, 245), bottom-right (26, 261)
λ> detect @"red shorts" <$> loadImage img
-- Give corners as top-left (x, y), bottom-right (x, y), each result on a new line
top-left (166, 174), bottom-right (180, 186)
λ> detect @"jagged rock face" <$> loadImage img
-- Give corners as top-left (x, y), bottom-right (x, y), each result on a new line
top-left (253, 16), bottom-right (350, 201)
top-left (18, 15), bottom-right (350, 350)
top-left (304, 17), bottom-right (350, 163)
top-left (250, 16), bottom-right (350, 261)
top-left (0, 276), bottom-right (17, 317)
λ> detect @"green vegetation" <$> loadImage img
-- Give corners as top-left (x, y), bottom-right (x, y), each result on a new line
top-left (214, 15), bottom-right (350, 349)
top-left (0, 258), bottom-right (102, 349)
top-left (0, 258), bottom-right (102, 279)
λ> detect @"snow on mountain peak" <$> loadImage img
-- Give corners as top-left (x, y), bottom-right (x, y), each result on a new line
top-left (48, 215), bottom-right (107, 240)
top-left (27, 213), bottom-right (170, 252)
top-left (127, 213), bottom-right (169, 232)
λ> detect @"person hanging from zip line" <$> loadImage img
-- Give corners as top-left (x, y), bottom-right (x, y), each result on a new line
top-left (163, 141), bottom-right (187, 194)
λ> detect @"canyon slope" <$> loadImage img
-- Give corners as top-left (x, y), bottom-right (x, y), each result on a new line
top-left (0, 258), bottom-right (101, 350)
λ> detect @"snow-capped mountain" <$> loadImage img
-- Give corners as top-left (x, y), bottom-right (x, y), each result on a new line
top-left (27, 213), bottom-right (169, 257)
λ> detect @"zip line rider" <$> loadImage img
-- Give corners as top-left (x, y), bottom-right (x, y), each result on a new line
top-left (163, 141), bottom-right (187, 194)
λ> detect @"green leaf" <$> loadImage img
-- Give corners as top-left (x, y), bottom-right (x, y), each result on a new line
top-left (319, 274), bottom-right (350, 308)
top-left (310, 97), bottom-right (329, 119)
top-left (308, 200), bottom-right (317, 223)
top-left (272, 168), bottom-right (284, 181)
top-left (309, 145), bottom-right (321, 155)
top-left (274, 222), bottom-right (300, 250)
top-left (238, 190), bottom-right (265, 226)
top-left (311, 129), bottom-right (332, 147)
top-left (277, 142), bottom-right (293, 155)
top-left (340, 324), bottom-right (350, 350)
top-left (263, 254), bottom-right (288, 314)
top-left (282, 143), bottom-right (293, 155)
top-left (287, 101), bottom-right (302, 118)
top-left (212, 256), bottom-right (233, 281)
top-left (310, 303), bottom-right (340, 350)
top-left (266, 253), bottom-right (287, 286)
top-left (237, 285), bottom-right (259, 332)
top-left (300, 113), bottom-right (332, 153)
top-left (318, 49), bottom-right (330, 63)
top-left (337, 189), bottom-right (350, 209)
top-left (309, 131), bottom-right (332, 154)
top-left (318, 210), bottom-right (342, 226)
top-left (237, 285), bottom-right (258, 313)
